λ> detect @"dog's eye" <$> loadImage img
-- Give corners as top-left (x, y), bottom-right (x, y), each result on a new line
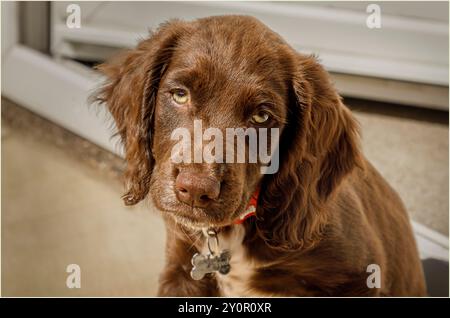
top-left (171, 89), bottom-right (189, 105)
top-left (251, 111), bottom-right (270, 124)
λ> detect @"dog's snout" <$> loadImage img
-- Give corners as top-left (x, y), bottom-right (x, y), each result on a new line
top-left (175, 172), bottom-right (221, 208)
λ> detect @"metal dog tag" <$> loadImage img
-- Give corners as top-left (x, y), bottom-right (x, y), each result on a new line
top-left (190, 250), bottom-right (231, 280)
top-left (190, 229), bottom-right (231, 280)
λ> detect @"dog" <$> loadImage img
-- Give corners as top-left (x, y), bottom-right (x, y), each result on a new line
top-left (95, 15), bottom-right (426, 296)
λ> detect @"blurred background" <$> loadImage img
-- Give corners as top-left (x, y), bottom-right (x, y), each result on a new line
top-left (1, 1), bottom-right (449, 296)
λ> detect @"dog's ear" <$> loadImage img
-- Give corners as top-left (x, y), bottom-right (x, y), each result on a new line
top-left (259, 54), bottom-right (362, 250)
top-left (94, 20), bottom-right (189, 205)
top-left (297, 55), bottom-right (362, 199)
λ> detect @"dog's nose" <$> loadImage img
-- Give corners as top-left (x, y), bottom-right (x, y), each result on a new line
top-left (175, 172), bottom-right (220, 208)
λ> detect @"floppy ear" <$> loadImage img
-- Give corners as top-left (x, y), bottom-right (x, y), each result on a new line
top-left (258, 54), bottom-right (362, 250)
top-left (298, 55), bottom-right (362, 199)
top-left (94, 20), bottom-right (189, 205)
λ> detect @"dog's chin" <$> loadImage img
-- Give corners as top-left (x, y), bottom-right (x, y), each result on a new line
top-left (167, 211), bottom-right (235, 231)
top-left (165, 201), bottom-right (248, 231)
top-left (169, 214), bottom-right (222, 231)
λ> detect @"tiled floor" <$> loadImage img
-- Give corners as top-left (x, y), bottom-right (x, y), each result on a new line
top-left (350, 101), bottom-right (449, 236)
top-left (1, 98), bottom-right (448, 296)
top-left (2, 102), bottom-right (165, 296)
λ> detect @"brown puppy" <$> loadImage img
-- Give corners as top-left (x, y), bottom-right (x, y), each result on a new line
top-left (95, 15), bottom-right (426, 296)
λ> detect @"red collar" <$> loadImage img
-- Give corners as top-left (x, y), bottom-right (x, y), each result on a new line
top-left (233, 188), bottom-right (259, 225)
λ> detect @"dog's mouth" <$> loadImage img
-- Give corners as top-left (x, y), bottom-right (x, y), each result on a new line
top-left (166, 194), bottom-right (251, 230)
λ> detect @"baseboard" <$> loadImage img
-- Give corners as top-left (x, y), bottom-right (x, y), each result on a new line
top-left (412, 221), bottom-right (449, 261)
top-left (332, 73), bottom-right (448, 111)
top-left (1, 45), bottom-right (118, 155)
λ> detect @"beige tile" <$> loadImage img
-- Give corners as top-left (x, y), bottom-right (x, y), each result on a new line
top-left (354, 111), bottom-right (448, 235)
top-left (2, 134), bottom-right (166, 296)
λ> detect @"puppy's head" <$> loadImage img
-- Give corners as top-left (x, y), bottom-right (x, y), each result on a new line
top-left (95, 16), bottom-right (361, 242)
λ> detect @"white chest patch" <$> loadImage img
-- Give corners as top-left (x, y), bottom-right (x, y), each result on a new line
top-left (200, 225), bottom-right (259, 297)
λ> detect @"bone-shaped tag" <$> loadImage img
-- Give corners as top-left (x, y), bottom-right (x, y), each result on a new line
top-left (190, 250), bottom-right (231, 280)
